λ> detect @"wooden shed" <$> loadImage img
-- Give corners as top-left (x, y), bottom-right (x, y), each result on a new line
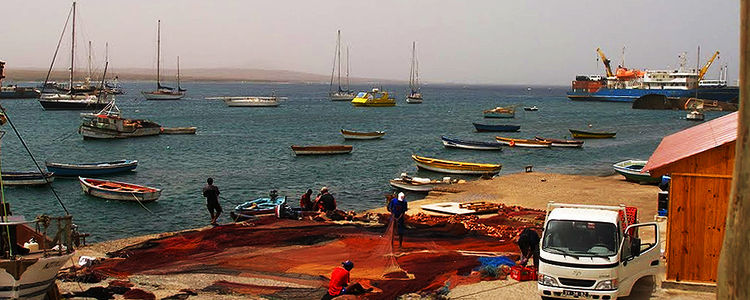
top-left (644, 112), bottom-right (737, 284)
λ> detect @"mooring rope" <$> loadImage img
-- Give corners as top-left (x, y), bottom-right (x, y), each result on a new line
top-left (0, 133), bottom-right (14, 257)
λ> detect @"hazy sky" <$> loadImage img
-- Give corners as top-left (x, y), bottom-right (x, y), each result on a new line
top-left (1, 0), bottom-right (740, 85)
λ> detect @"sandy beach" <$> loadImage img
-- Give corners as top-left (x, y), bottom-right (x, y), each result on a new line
top-left (57, 172), bottom-right (714, 299)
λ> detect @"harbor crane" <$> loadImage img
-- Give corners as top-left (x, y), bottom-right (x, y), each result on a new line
top-left (698, 51), bottom-right (720, 80)
top-left (596, 48), bottom-right (614, 77)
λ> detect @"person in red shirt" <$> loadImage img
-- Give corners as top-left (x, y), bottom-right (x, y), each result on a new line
top-left (299, 189), bottom-right (313, 211)
top-left (321, 261), bottom-right (372, 299)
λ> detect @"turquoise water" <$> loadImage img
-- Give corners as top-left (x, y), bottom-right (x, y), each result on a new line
top-left (0, 82), bottom-right (729, 242)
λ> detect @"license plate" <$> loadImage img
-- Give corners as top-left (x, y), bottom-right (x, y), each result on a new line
top-left (562, 290), bottom-right (589, 298)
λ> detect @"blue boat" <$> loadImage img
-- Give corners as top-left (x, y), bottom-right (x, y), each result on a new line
top-left (230, 196), bottom-right (287, 221)
top-left (567, 86), bottom-right (739, 103)
top-left (441, 136), bottom-right (503, 150)
top-left (45, 160), bottom-right (138, 176)
top-left (472, 123), bottom-right (520, 132)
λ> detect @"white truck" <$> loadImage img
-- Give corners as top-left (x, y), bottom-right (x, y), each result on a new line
top-left (537, 203), bottom-right (661, 300)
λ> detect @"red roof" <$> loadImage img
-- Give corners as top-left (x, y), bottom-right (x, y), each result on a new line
top-left (644, 112), bottom-right (738, 172)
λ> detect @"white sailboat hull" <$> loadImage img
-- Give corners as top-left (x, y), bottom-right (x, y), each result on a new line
top-left (142, 91), bottom-right (184, 100)
top-left (223, 97), bottom-right (279, 107)
top-left (406, 96), bottom-right (423, 104)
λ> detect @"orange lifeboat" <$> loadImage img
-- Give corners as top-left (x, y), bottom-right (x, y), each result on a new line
top-left (615, 67), bottom-right (644, 79)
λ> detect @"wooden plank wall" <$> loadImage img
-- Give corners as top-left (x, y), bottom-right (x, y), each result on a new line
top-left (651, 142), bottom-right (736, 177)
top-left (666, 173), bottom-right (732, 283)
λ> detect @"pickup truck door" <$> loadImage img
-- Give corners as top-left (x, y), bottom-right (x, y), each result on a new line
top-left (619, 222), bottom-right (660, 296)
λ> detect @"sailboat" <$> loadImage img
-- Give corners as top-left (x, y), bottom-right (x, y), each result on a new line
top-left (39, 2), bottom-right (107, 110)
top-left (406, 41), bottom-right (423, 104)
top-left (329, 30), bottom-right (356, 101)
top-left (142, 20), bottom-right (185, 100)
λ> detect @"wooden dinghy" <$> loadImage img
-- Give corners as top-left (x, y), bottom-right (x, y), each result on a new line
top-left (1, 171), bottom-right (54, 186)
top-left (45, 159), bottom-right (138, 176)
top-left (441, 136), bottom-right (503, 150)
top-left (569, 129), bottom-right (616, 139)
top-left (534, 136), bottom-right (584, 148)
top-left (389, 173), bottom-right (462, 192)
top-left (612, 160), bottom-right (661, 184)
top-left (472, 123), bottom-right (520, 132)
top-left (79, 177), bottom-right (161, 202)
top-left (421, 201), bottom-right (502, 215)
top-left (495, 137), bottom-right (551, 148)
top-left (411, 154), bottom-right (502, 175)
top-left (291, 145), bottom-right (353, 155)
top-left (161, 127), bottom-right (197, 134)
top-left (340, 129), bottom-right (386, 140)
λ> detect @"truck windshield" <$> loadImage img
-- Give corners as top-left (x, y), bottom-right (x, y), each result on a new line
top-left (542, 220), bottom-right (619, 257)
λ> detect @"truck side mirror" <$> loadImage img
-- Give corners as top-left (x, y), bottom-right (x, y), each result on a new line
top-left (630, 237), bottom-right (641, 257)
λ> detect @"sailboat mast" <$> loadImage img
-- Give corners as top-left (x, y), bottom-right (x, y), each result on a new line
top-left (157, 20), bottom-right (161, 87)
top-left (88, 40), bottom-right (92, 80)
top-left (329, 30), bottom-right (338, 94)
top-left (177, 56), bottom-right (181, 90)
top-left (70, 1), bottom-right (76, 94)
top-left (346, 46), bottom-right (350, 91)
top-left (337, 30), bottom-right (342, 91)
top-left (409, 41), bottom-right (415, 92)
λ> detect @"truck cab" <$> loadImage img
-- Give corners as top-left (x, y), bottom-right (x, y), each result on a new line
top-left (537, 203), bottom-right (660, 300)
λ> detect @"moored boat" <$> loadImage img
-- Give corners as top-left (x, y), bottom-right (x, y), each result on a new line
top-left (569, 129), bottom-right (616, 139)
top-left (495, 136), bottom-right (551, 148)
top-left (1, 171), bottom-right (54, 186)
top-left (340, 129), bottom-right (385, 140)
top-left (686, 110), bottom-right (705, 121)
top-left (406, 41), bottom-right (423, 104)
top-left (411, 154), bottom-right (502, 175)
top-left (291, 145), bottom-right (353, 155)
top-left (230, 196), bottom-right (287, 221)
top-left (329, 30), bottom-right (356, 101)
top-left (79, 177), bottom-right (162, 202)
top-left (141, 21), bottom-right (185, 100)
top-left (79, 100), bottom-right (162, 139)
top-left (0, 85), bottom-right (41, 99)
top-left (534, 136), bottom-right (584, 148)
top-left (483, 107), bottom-right (515, 118)
top-left (612, 160), bottom-right (661, 184)
top-left (523, 106), bottom-right (539, 111)
top-left (45, 159), bottom-right (137, 176)
top-left (472, 123), bottom-right (520, 132)
top-left (218, 96), bottom-right (280, 107)
top-left (441, 136), bottom-right (503, 150)
top-left (351, 88), bottom-right (396, 107)
top-left (389, 173), bottom-right (461, 192)
top-left (161, 127), bottom-right (197, 134)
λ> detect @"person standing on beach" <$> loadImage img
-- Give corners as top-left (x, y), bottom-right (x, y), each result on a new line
top-left (202, 178), bottom-right (222, 225)
top-left (299, 189), bottom-right (313, 211)
top-left (516, 227), bottom-right (540, 267)
top-left (388, 192), bottom-right (408, 248)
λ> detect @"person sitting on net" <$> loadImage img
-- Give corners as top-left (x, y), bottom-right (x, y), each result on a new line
top-left (321, 260), bottom-right (372, 300)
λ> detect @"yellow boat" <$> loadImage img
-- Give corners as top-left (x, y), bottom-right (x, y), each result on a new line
top-left (351, 88), bottom-right (396, 107)
top-left (411, 154), bottom-right (502, 175)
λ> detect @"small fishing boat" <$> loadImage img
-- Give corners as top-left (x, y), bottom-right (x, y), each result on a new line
top-left (534, 136), bottom-right (584, 148)
top-left (291, 145), bottom-right (353, 155)
top-left (45, 159), bottom-right (137, 176)
top-left (441, 136), bottom-right (503, 150)
top-left (412, 154), bottom-right (502, 175)
top-left (351, 88), bottom-right (396, 107)
top-left (340, 129), bottom-right (385, 140)
top-left (79, 177), bottom-right (162, 202)
top-left (495, 137), bottom-right (551, 148)
top-left (1, 171), bottom-right (54, 186)
top-left (161, 127), bottom-right (197, 134)
top-left (79, 100), bottom-right (162, 139)
top-left (230, 196), bottom-right (287, 221)
top-left (686, 110), bottom-right (705, 121)
top-left (483, 107), bottom-right (515, 118)
top-left (612, 160), bottom-right (661, 184)
top-left (523, 106), bottom-right (539, 111)
top-left (472, 123), bottom-right (520, 132)
top-left (389, 173), bottom-right (461, 192)
top-left (569, 129), bottom-right (617, 139)
top-left (0, 85), bottom-right (41, 99)
top-left (210, 96), bottom-right (283, 107)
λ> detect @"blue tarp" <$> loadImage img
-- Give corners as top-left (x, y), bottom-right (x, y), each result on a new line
top-left (478, 256), bottom-right (516, 269)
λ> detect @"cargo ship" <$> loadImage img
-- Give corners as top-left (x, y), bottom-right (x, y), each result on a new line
top-left (567, 49), bottom-right (739, 103)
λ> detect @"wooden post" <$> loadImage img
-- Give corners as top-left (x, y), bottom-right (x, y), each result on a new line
top-left (718, 0), bottom-right (750, 298)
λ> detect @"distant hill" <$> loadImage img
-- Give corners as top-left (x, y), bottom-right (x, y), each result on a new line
top-left (3, 67), bottom-right (404, 84)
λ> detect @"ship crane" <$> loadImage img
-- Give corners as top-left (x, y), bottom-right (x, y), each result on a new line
top-left (698, 51), bottom-right (720, 80)
top-left (596, 48), bottom-right (614, 77)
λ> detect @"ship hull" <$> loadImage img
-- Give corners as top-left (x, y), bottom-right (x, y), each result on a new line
top-left (567, 87), bottom-right (739, 103)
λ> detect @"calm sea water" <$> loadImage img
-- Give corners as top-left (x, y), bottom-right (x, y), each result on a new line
top-left (0, 82), bottom-right (729, 242)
